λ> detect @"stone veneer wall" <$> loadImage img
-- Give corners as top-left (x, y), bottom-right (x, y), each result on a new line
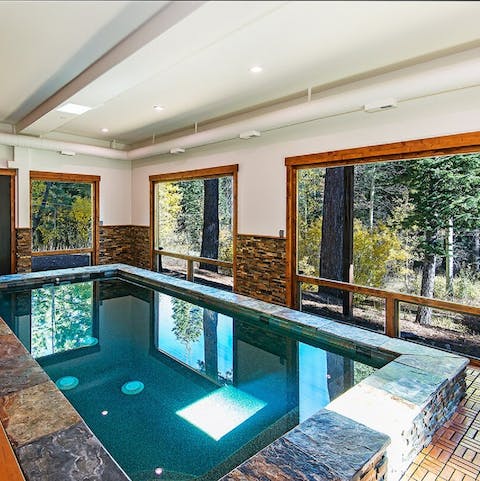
top-left (130, 226), bottom-right (150, 269)
top-left (14, 225), bottom-right (150, 273)
top-left (98, 225), bottom-right (132, 265)
top-left (15, 228), bottom-right (31, 273)
top-left (235, 234), bottom-right (287, 305)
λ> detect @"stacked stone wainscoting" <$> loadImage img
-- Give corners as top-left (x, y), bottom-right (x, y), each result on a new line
top-left (99, 225), bottom-right (133, 265)
top-left (15, 228), bottom-right (31, 273)
top-left (406, 369), bottom-right (466, 463)
top-left (235, 234), bottom-right (286, 305)
top-left (99, 225), bottom-right (150, 269)
top-left (130, 226), bottom-right (150, 269)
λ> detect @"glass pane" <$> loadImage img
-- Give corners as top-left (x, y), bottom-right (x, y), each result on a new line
top-left (399, 302), bottom-right (480, 359)
top-left (31, 253), bottom-right (91, 272)
top-left (155, 176), bottom-right (233, 262)
top-left (31, 180), bottom-right (93, 252)
top-left (300, 283), bottom-right (385, 333)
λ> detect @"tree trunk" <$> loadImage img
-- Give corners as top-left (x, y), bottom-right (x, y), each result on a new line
top-left (473, 229), bottom-right (480, 273)
top-left (203, 309), bottom-right (218, 380)
top-left (200, 179), bottom-right (219, 272)
top-left (319, 168), bottom-right (345, 286)
top-left (445, 219), bottom-right (454, 297)
top-left (32, 181), bottom-right (52, 247)
top-left (319, 167), bottom-right (353, 317)
top-left (326, 353), bottom-right (354, 401)
top-left (368, 165), bottom-right (376, 230)
top-left (416, 232), bottom-right (437, 325)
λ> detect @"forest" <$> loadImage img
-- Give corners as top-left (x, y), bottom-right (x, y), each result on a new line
top-left (154, 176), bottom-right (233, 272)
top-left (31, 180), bottom-right (93, 252)
top-left (298, 153), bottom-right (480, 355)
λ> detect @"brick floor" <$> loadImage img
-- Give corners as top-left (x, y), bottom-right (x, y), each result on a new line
top-left (402, 366), bottom-right (480, 481)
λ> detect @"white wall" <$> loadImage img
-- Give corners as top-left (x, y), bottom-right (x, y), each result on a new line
top-left (2, 84), bottom-right (480, 235)
top-left (132, 85), bottom-right (480, 236)
top-left (6, 147), bottom-right (132, 228)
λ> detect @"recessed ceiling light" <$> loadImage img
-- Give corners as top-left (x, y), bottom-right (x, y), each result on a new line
top-left (55, 103), bottom-right (92, 115)
top-left (101, 128), bottom-right (109, 133)
top-left (153, 105), bottom-right (165, 111)
top-left (249, 66), bottom-right (263, 74)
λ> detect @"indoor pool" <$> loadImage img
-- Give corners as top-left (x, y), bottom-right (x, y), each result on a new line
top-left (0, 277), bottom-right (380, 481)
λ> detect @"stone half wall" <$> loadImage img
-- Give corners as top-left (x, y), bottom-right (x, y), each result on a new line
top-left (235, 234), bottom-right (287, 305)
top-left (16, 228), bottom-right (31, 273)
top-left (98, 225), bottom-right (132, 265)
top-left (15, 225), bottom-right (150, 273)
top-left (130, 226), bottom-right (150, 270)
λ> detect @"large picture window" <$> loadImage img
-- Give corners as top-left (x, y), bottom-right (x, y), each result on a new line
top-left (30, 172), bottom-right (100, 270)
top-left (150, 165), bottom-right (238, 290)
top-left (287, 133), bottom-right (480, 359)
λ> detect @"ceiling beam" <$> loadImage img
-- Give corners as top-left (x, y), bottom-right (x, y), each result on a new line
top-left (15, 1), bottom-right (205, 133)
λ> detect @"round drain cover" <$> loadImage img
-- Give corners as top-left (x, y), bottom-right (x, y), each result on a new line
top-left (56, 376), bottom-right (79, 391)
top-left (121, 381), bottom-right (144, 395)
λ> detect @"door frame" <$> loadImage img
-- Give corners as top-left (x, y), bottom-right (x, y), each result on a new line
top-left (0, 169), bottom-right (16, 274)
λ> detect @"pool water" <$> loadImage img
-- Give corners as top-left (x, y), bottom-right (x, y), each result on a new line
top-left (0, 279), bottom-right (378, 481)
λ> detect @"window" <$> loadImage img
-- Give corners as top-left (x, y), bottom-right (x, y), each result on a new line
top-left (150, 165), bottom-right (237, 290)
top-left (30, 172), bottom-right (100, 270)
top-left (287, 133), bottom-right (480, 359)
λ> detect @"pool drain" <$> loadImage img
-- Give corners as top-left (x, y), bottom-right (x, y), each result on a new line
top-left (56, 376), bottom-right (79, 390)
top-left (121, 381), bottom-right (144, 395)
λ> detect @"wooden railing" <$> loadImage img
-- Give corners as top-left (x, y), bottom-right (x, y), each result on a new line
top-left (296, 274), bottom-right (480, 338)
top-left (153, 249), bottom-right (233, 281)
top-left (31, 248), bottom-right (93, 257)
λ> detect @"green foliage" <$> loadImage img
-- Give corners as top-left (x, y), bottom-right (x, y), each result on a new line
top-left (31, 180), bottom-right (92, 251)
top-left (155, 175), bottom-right (233, 261)
top-left (171, 298), bottom-right (203, 353)
top-left (353, 220), bottom-right (408, 287)
top-left (31, 282), bottom-right (94, 358)
top-left (401, 154), bottom-right (480, 256)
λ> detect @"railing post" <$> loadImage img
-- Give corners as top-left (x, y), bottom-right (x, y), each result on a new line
top-left (187, 259), bottom-right (194, 282)
top-left (295, 281), bottom-right (302, 311)
top-left (385, 296), bottom-right (400, 337)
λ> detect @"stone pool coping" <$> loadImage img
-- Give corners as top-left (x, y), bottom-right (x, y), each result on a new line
top-left (0, 263), bottom-right (469, 481)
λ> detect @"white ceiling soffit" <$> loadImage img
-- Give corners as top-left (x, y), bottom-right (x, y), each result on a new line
top-left (3, 46), bottom-right (480, 161)
top-left (0, 1), bottom-right (169, 124)
top-left (20, 0), bottom-right (480, 144)
top-left (16, 0), bottom-right (204, 133)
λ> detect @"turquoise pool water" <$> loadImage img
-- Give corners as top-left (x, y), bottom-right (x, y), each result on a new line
top-left (0, 279), bottom-right (378, 481)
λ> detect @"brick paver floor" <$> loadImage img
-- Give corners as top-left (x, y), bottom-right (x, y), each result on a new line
top-left (402, 366), bottom-right (480, 481)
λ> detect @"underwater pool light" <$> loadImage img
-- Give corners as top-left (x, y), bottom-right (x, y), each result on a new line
top-left (176, 385), bottom-right (266, 441)
top-left (56, 376), bottom-right (79, 391)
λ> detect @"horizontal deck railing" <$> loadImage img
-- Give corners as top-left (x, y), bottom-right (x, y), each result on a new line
top-left (297, 274), bottom-right (480, 339)
top-left (31, 248), bottom-right (93, 257)
top-left (153, 249), bottom-right (232, 281)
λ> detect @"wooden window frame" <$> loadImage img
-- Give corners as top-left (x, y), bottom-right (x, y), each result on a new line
top-left (149, 164), bottom-right (238, 289)
top-left (0, 169), bottom-right (17, 273)
top-left (285, 131), bottom-right (480, 343)
top-left (30, 171), bottom-right (100, 265)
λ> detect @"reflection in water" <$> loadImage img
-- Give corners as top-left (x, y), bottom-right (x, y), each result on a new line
top-left (1, 279), bottom-right (377, 481)
top-left (30, 282), bottom-right (94, 358)
top-left (156, 294), bottom-right (234, 383)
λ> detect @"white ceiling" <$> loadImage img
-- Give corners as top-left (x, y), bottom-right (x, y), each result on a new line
top-left (2, 0), bottom-right (480, 146)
